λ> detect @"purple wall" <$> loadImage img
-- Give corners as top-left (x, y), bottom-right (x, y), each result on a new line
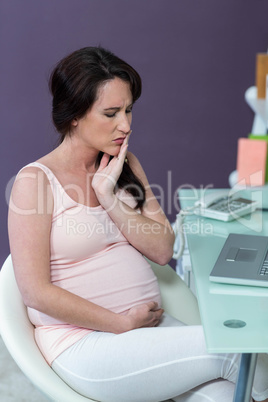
top-left (1, 0), bottom-right (268, 266)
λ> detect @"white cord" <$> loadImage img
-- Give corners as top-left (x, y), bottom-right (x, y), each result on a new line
top-left (172, 206), bottom-right (196, 260)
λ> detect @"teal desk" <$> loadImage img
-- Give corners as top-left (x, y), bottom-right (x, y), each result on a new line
top-left (179, 188), bottom-right (268, 402)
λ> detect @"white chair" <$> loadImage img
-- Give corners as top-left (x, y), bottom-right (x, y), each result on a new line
top-left (0, 255), bottom-right (201, 401)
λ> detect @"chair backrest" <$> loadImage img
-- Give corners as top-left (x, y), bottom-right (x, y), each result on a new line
top-left (0, 255), bottom-right (200, 401)
top-left (0, 255), bottom-right (94, 402)
top-left (148, 260), bottom-right (200, 326)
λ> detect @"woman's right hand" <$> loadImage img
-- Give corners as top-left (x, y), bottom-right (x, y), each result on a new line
top-left (92, 135), bottom-right (129, 209)
top-left (125, 302), bottom-right (164, 330)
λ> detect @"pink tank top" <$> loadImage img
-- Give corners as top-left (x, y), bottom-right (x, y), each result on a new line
top-left (23, 162), bottom-right (161, 365)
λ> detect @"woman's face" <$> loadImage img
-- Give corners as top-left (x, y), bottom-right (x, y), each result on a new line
top-left (73, 77), bottom-right (133, 156)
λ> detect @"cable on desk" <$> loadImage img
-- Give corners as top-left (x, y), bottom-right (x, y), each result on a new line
top-left (172, 206), bottom-right (196, 260)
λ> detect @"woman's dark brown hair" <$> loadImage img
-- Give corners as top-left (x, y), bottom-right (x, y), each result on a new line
top-left (49, 46), bottom-right (145, 209)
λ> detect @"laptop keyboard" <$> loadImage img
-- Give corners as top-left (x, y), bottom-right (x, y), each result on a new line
top-left (260, 252), bottom-right (268, 276)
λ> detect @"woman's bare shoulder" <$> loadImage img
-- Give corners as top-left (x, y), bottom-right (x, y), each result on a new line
top-left (11, 163), bottom-right (53, 215)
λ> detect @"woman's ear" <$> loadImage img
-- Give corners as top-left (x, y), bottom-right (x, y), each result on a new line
top-left (71, 118), bottom-right (78, 127)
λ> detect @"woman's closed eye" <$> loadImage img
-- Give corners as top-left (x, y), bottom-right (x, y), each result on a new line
top-left (105, 108), bottom-right (132, 118)
top-left (105, 112), bottom-right (116, 118)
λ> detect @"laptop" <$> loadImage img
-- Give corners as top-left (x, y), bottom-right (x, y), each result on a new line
top-left (209, 233), bottom-right (268, 288)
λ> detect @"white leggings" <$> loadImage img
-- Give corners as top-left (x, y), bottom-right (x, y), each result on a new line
top-left (52, 314), bottom-right (268, 402)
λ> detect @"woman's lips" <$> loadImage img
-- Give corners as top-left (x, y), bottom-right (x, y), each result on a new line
top-left (113, 137), bottom-right (125, 145)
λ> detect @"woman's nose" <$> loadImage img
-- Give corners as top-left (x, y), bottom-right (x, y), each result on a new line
top-left (118, 114), bottom-right (131, 133)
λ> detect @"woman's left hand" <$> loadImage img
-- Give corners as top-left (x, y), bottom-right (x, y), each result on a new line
top-left (92, 135), bottom-right (129, 208)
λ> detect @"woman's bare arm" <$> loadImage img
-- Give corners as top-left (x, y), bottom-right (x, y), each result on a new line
top-left (92, 141), bottom-right (175, 265)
